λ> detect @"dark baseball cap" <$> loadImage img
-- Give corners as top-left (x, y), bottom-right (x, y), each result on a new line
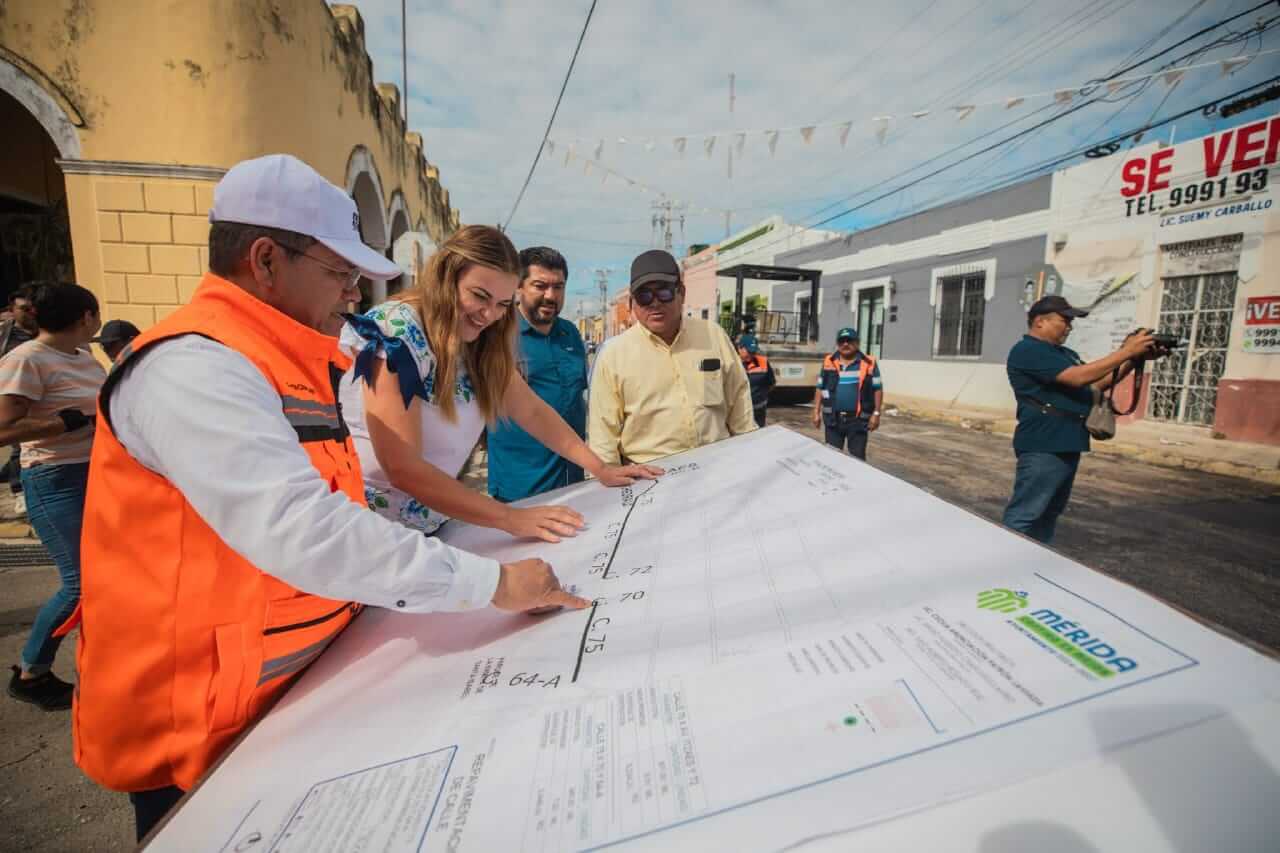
top-left (1028, 295), bottom-right (1089, 320)
top-left (91, 319), bottom-right (141, 345)
top-left (630, 249), bottom-right (680, 291)
top-left (836, 326), bottom-right (859, 341)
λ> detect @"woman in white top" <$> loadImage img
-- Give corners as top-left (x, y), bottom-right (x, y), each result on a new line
top-left (0, 283), bottom-right (106, 710)
top-left (339, 225), bottom-right (659, 542)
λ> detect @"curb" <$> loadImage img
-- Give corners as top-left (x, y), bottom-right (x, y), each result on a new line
top-left (885, 403), bottom-right (1280, 486)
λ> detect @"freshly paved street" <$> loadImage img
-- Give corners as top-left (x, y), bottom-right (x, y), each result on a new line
top-left (770, 405), bottom-right (1280, 653)
top-left (2, 407), bottom-right (1277, 850)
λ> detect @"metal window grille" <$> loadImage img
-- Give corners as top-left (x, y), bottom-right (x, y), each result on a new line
top-left (935, 273), bottom-right (985, 357)
top-left (1149, 271), bottom-right (1237, 426)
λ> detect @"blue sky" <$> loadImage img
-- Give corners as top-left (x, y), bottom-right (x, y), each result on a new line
top-left (354, 0), bottom-right (1279, 316)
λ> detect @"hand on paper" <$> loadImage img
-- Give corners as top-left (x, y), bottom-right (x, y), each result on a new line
top-left (595, 463), bottom-right (664, 487)
top-left (501, 504), bottom-right (585, 543)
top-left (492, 558), bottom-right (590, 612)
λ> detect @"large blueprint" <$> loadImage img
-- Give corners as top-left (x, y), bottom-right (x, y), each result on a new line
top-left (148, 426), bottom-right (1280, 852)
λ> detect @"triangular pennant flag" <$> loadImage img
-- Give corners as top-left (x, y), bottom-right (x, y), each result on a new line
top-left (953, 105), bottom-right (976, 121)
top-left (1005, 97), bottom-right (1024, 109)
top-left (1221, 57), bottom-right (1249, 76)
top-left (874, 116), bottom-right (891, 146)
top-left (704, 135), bottom-right (716, 157)
top-left (674, 136), bottom-right (687, 156)
top-left (1163, 69), bottom-right (1185, 86)
top-left (766, 130), bottom-right (780, 156)
top-left (800, 126), bottom-right (816, 144)
top-left (593, 140), bottom-right (604, 161)
top-left (912, 110), bottom-right (930, 119)
top-left (583, 160), bottom-right (591, 176)
top-left (601, 169), bottom-right (608, 185)
top-left (564, 144), bottom-right (574, 166)
top-left (545, 139), bottom-right (555, 157)
top-left (735, 131), bottom-right (746, 156)
top-left (838, 122), bottom-right (852, 147)
top-left (1132, 130), bottom-right (1145, 144)
top-left (1107, 80), bottom-right (1126, 95)
top-left (1054, 89), bottom-right (1073, 104)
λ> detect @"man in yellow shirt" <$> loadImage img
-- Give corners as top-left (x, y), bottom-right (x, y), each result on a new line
top-left (589, 250), bottom-right (756, 464)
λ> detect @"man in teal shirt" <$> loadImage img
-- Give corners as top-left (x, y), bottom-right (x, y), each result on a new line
top-left (488, 247), bottom-right (588, 502)
top-left (1003, 295), bottom-right (1159, 543)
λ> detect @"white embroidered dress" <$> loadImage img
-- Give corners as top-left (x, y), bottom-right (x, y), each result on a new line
top-left (339, 301), bottom-right (486, 534)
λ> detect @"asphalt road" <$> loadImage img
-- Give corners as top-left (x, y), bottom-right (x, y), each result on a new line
top-left (769, 405), bottom-right (1280, 653)
top-left (1, 407), bottom-right (1277, 851)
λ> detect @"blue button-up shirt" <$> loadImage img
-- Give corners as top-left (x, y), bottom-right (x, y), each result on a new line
top-left (487, 312), bottom-right (589, 501)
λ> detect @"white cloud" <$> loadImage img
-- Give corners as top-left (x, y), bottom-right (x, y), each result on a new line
top-left (352, 0), bottom-right (1279, 310)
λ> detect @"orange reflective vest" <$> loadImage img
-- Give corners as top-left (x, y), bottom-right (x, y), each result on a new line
top-left (70, 274), bottom-right (364, 792)
top-left (818, 352), bottom-right (878, 420)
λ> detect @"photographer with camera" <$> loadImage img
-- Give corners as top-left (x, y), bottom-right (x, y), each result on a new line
top-left (1002, 295), bottom-right (1168, 544)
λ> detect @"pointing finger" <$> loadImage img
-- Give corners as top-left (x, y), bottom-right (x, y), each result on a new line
top-left (543, 588), bottom-right (591, 610)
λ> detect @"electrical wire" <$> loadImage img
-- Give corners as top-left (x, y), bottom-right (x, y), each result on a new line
top-left (814, 73), bottom-right (1280, 233)
top-left (781, 14), bottom-right (1280, 234)
top-left (502, 0), bottom-right (599, 232)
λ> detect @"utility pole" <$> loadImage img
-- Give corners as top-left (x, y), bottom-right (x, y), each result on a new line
top-left (593, 268), bottom-right (611, 338)
top-left (650, 199), bottom-right (684, 254)
top-left (401, 0), bottom-right (409, 124)
top-left (725, 72), bottom-right (734, 238)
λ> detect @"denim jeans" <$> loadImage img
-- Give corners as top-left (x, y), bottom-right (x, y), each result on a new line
top-left (19, 461), bottom-right (89, 674)
top-left (1002, 451), bottom-right (1081, 544)
top-left (824, 422), bottom-right (869, 460)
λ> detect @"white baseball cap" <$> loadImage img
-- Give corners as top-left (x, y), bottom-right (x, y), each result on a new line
top-left (210, 154), bottom-right (402, 280)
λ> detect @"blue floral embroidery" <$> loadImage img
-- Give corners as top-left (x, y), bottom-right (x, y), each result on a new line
top-left (404, 321), bottom-right (428, 353)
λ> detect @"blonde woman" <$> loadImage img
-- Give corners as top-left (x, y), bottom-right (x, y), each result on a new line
top-left (339, 225), bottom-right (660, 542)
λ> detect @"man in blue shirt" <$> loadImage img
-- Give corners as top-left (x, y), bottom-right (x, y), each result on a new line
top-left (811, 327), bottom-right (883, 460)
top-left (488, 247), bottom-right (589, 502)
top-left (1003, 295), bottom-right (1159, 543)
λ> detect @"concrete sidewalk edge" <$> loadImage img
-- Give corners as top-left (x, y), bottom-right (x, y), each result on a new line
top-left (884, 393), bottom-right (1280, 487)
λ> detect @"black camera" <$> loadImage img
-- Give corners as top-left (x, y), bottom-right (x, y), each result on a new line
top-left (1129, 328), bottom-right (1183, 352)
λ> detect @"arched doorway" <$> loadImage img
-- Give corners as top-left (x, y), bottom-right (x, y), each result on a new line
top-left (0, 88), bottom-right (76, 299)
top-left (345, 147), bottom-right (388, 311)
top-left (386, 191), bottom-right (411, 296)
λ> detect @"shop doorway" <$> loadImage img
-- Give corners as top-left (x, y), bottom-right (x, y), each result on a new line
top-left (1149, 271), bottom-right (1237, 426)
top-left (0, 90), bottom-right (75, 300)
top-left (856, 286), bottom-right (885, 359)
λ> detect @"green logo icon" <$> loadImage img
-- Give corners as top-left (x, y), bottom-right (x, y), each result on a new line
top-left (977, 588), bottom-right (1028, 613)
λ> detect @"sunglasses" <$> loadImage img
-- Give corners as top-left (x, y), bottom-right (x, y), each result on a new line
top-left (837, 337), bottom-right (857, 344)
top-left (633, 284), bottom-right (678, 307)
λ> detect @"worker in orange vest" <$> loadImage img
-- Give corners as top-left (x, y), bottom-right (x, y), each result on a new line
top-left (737, 335), bottom-right (776, 427)
top-left (65, 155), bottom-right (588, 843)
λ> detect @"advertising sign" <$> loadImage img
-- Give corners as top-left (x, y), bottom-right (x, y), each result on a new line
top-left (1118, 115), bottom-right (1278, 226)
top-left (1243, 295), bottom-right (1280, 354)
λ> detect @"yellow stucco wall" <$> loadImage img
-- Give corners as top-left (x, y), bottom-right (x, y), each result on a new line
top-left (1, 0), bottom-right (460, 329)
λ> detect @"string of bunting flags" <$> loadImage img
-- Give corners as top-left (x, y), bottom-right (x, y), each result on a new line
top-left (549, 49), bottom-right (1277, 160)
top-left (544, 141), bottom-right (730, 216)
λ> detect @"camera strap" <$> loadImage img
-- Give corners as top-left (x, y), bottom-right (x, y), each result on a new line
top-left (1107, 356), bottom-right (1147, 417)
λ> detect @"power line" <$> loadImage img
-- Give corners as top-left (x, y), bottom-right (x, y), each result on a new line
top-left (502, 0), bottom-right (599, 232)
top-left (707, 70), bottom-right (1278, 268)
top-left (792, 12), bottom-right (1279, 232)
top-left (808, 74), bottom-right (1280, 232)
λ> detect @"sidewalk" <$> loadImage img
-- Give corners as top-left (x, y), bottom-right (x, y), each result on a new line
top-left (0, 484), bottom-right (34, 539)
top-left (884, 393), bottom-right (1280, 486)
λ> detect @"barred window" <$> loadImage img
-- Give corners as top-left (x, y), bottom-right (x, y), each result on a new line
top-left (935, 273), bottom-right (985, 357)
